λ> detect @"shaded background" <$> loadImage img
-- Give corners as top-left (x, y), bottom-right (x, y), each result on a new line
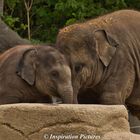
top-left (1, 0), bottom-right (140, 43)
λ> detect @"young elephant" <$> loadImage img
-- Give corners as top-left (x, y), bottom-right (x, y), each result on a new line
top-left (56, 10), bottom-right (140, 106)
top-left (0, 45), bottom-right (73, 104)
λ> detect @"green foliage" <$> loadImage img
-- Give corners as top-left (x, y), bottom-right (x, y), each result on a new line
top-left (3, 0), bottom-right (140, 43)
top-left (3, 15), bottom-right (19, 28)
top-left (3, 0), bottom-right (27, 35)
top-left (125, 0), bottom-right (140, 9)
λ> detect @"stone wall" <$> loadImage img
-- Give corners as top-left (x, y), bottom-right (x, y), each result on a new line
top-left (0, 104), bottom-right (139, 140)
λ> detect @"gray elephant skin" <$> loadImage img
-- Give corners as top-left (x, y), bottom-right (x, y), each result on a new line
top-left (0, 45), bottom-right (73, 104)
top-left (56, 9), bottom-right (140, 107)
top-left (0, 18), bottom-right (30, 53)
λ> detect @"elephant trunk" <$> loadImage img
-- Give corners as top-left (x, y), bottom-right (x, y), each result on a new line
top-left (72, 83), bottom-right (81, 104)
top-left (73, 92), bottom-right (78, 104)
top-left (58, 85), bottom-right (74, 104)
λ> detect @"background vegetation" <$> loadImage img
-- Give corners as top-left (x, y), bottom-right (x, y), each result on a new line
top-left (1, 0), bottom-right (140, 43)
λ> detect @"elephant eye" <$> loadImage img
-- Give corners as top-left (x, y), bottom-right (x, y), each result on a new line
top-left (51, 71), bottom-right (59, 79)
top-left (75, 63), bottom-right (84, 73)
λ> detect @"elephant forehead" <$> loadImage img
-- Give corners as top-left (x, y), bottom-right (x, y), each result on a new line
top-left (70, 49), bottom-right (92, 63)
top-left (39, 51), bottom-right (66, 64)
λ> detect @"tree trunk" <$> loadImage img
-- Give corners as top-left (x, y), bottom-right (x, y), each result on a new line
top-left (0, 0), bottom-right (4, 15)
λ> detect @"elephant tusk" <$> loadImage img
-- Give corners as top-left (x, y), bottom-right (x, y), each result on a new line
top-left (52, 96), bottom-right (63, 104)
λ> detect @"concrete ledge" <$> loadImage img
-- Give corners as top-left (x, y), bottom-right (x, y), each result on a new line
top-left (0, 104), bottom-right (139, 140)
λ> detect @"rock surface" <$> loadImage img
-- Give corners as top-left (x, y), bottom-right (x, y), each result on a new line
top-left (0, 104), bottom-right (139, 140)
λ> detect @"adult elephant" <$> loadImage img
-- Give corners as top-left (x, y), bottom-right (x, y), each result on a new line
top-left (0, 18), bottom-right (30, 53)
top-left (0, 45), bottom-right (73, 104)
top-left (56, 10), bottom-right (140, 107)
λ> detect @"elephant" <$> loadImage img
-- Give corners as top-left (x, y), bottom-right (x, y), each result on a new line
top-left (56, 9), bottom-right (140, 133)
top-left (128, 105), bottom-right (140, 134)
top-left (0, 18), bottom-right (30, 53)
top-left (0, 45), bottom-right (73, 104)
top-left (56, 10), bottom-right (140, 105)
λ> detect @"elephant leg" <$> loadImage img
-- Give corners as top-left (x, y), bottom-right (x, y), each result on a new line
top-left (99, 92), bottom-right (123, 105)
top-left (127, 105), bottom-right (140, 134)
top-left (99, 62), bottom-right (135, 105)
top-left (128, 110), bottom-right (140, 134)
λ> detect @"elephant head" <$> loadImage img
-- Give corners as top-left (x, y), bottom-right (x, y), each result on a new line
top-left (16, 46), bottom-right (73, 103)
top-left (56, 25), bottom-right (118, 103)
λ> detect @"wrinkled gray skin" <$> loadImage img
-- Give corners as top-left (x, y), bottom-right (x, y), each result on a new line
top-left (129, 107), bottom-right (140, 134)
top-left (0, 45), bottom-right (73, 104)
top-left (0, 18), bottom-right (30, 53)
top-left (56, 10), bottom-right (140, 106)
top-left (56, 10), bottom-right (140, 133)
top-left (56, 10), bottom-right (140, 134)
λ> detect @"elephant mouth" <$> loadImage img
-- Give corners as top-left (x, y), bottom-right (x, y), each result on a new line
top-left (49, 88), bottom-right (62, 102)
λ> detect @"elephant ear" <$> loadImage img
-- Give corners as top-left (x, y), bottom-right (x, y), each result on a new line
top-left (16, 49), bottom-right (37, 85)
top-left (94, 29), bottom-right (118, 66)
